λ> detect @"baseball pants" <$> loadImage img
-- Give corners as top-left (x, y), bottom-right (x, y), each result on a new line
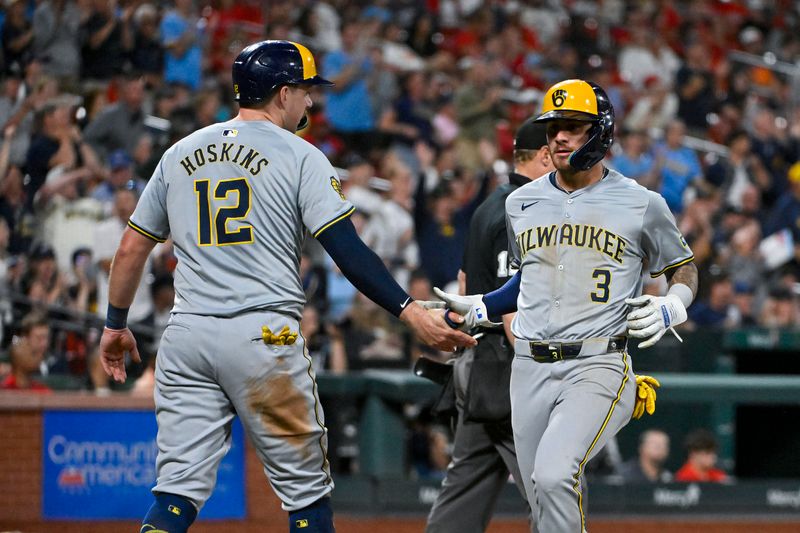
top-left (510, 350), bottom-right (635, 533)
top-left (152, 310), bottom-right (333, 512)
top-left (426, 349), bottom-right (533, 533)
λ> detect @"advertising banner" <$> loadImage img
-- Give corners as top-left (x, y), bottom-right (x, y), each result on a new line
top-left (43, 410), bottom-right (245, 520)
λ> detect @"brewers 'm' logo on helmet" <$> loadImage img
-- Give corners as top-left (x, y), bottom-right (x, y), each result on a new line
top-left (534, 79), bottom-right (615, 171)
top-left (552, 89), bottom-right (567, 108)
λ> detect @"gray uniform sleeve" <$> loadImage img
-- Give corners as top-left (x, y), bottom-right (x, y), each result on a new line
top-left (506, 206), bottom-right (521, 269)
top-left (129, 158), bottom-right (169, 242)
top-left (641, 192), bottom-right (693, 277)
top-left (298, 147), bottom-right (354, 237)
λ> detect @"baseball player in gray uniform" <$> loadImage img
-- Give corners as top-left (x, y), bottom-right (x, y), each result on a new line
top-left (97, 40), bottom-right (475, 533)
top-left (434, 79), bottom-right (698, 532)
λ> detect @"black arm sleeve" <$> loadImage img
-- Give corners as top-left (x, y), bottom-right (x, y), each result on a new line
top-left (316, 218), bottom-right (412, 317)
top-left (483, 271), bottom-right (520, 316)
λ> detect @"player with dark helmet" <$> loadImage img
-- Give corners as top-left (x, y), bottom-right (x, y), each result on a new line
top-left (232, 40), bottom-right (333, 130)
top-left (99, 39), bottom-right (476, 533)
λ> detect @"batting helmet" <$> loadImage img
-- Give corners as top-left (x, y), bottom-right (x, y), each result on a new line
top-left (232, 40), bottom-right (333, 108)
top-left (533, 79), bottom-right (614, 171)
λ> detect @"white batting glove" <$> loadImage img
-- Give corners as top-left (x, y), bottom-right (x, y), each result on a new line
top-left (625, 294), bottom-right (688, 349)
top-left (433, 287), bottom-right (499, 332)
top-left (416, 300), bottom-right (446, 310)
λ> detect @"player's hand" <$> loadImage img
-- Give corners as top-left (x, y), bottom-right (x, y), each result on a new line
top-left (400, 302), bottom-right (477, 352)
top-left (419, 304), bottom-right (491, 337)
top-left (99, 327), bottom-right (141, 383)
top-left (632, 375), bottom-right (660, 419)
top-left (433, 287), bottom-right (500, 332)
top-left (625, 294), bottom-right (687, 349)
top-left (416, 300), bottom-right (446, 310)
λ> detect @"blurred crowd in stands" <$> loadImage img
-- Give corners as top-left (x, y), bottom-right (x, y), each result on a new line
top-left (0, 0), bottom-right (798, 479)
top-left (612, 427), bottom-right (729, 484)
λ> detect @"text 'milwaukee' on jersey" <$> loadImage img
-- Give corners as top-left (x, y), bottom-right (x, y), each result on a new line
top-left (505, 168), bottom-right (693, 342)
top-left (129, 120), bottom-right (353, 319)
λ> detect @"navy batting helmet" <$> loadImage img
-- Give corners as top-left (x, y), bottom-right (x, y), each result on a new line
top-left (533, 79), bottom-right (614, 171)
top-left (232, 40), bottom-right (333, 108)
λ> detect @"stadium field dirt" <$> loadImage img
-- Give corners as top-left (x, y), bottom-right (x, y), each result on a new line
top-left (5, 518), bottom-right (800, 532)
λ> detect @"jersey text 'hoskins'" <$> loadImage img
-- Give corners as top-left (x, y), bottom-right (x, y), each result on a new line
top-left (179, 142), bottom-right (269, 176)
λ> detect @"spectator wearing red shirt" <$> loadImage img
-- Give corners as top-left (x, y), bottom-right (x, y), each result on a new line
top-left (1, 311), bottom-right (51, 392)
top-left (675, 429), bottom-right (728, 483)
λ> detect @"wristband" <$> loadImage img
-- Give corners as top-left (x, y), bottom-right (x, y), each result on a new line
top-left (106, 303), bottom-right (129, 330)
top-left (397, 296), bottom-right (414, 317)
top-left (667, 283), bottom-right (694, 309)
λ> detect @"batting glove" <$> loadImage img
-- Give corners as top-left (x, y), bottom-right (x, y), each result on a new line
top-left (632, 374), bottom-right (660, 420)
top-left (625, 294), bottom-right (687, 349)
top-left (261, 325), bottom-right (298, 345)
top-left (416, 300), bottom-right (446, 310)
top-left (433, 287), bottom-right (500, 332)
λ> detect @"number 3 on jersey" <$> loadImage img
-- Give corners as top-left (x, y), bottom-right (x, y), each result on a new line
top-left (194, 177), bottom-right (254, 246)
top-left (591, 268), bottom-right (611, 303)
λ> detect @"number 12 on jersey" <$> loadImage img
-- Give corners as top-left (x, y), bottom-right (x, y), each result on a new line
top-left (194, 177), bottom-right (254, 246)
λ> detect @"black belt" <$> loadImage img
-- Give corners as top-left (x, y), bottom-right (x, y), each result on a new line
top-left (527, 336), bottom-right (627, 363)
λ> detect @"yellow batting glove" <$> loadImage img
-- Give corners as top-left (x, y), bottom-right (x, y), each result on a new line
top-left (279, 325), bottom-right (298, 345)
top-left (274, 325), bottom-right (289, 345)
top-left (278, 325), bottom-right (298, 345)
top-left (632, 375), bottom-right (660, 420)
top-left (262, 325), bottom-right (298, 345)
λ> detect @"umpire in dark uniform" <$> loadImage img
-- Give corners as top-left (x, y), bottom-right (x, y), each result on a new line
top-left (426, 119), bottom-right (554, 532)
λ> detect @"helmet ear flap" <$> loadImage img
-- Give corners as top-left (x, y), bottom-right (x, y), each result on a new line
top-left (597, 110), bottom-right (615, 151)
top-left (567, 123), bottom-right (602, 171)
top-left (567, 110), bottom-right (614, 171)
top-left (297, 113), bottom-right (309, 130)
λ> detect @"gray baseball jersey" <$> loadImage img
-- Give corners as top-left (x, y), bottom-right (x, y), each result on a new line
top-left (505, 168), bottom-right (693, 341)
top-left (129, 119), bottom-right (354, 319)
top-left (504, 167), bottom-right (693, 532)
top-left (128, 119), bottom-right (349, 513)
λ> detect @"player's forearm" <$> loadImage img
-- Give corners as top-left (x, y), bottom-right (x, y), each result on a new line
top-left (317, 218), bottom-right (411, 317)
top-left (483, 271), bottom-right (520, 317)
top-left (666, 262), bottom-right (698, 308)
top-left (107, 228), bottom-right (157, 312)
